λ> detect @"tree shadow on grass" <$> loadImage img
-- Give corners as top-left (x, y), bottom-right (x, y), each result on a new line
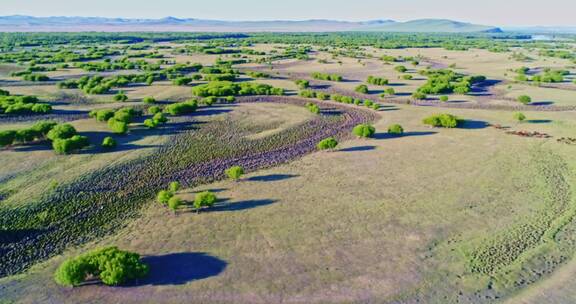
top-left (247, 174), bottom-right (298, 182)
top-left (208, 199), bottom-right (278, 212)
top-left (527, 119), bottom-right (553, 124)
top-left (530, 101), bottom-right (555, 106)
top-left (459, 120), bottom-right (489, 130)
top-left (339, 145), bottom-right (377, 152)
top-left (135, 252), bottom-right (227, 286)
top-left (373, 131), bottom-right (436, 140)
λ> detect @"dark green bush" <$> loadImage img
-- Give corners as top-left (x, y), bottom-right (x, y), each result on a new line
top-left (113, 91), bottom-right (128, 102)
top-left (0, 130), bottom-right (16, 147)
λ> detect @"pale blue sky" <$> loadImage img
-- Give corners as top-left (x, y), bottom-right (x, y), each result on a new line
top-left (2, 0), bottom-right (574, 26)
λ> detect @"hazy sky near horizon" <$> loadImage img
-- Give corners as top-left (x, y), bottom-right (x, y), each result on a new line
top-left (2, 0), bottom-right (575, 26)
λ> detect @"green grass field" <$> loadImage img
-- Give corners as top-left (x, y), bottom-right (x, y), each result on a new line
top-left (0, 33), bottom-right (576, 303)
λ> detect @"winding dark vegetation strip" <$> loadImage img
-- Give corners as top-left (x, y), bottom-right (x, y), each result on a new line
top-left (0, 96), bottom-right (377, 277)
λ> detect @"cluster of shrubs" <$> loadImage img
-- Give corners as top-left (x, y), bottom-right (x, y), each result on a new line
top-left (202, 74), bottom-right (238, 82)
top-left (22, 73), bottom-right (50, 82)
top-left (367, 76), bottom-right (389, 86)
top-left (47, 123), bottom-right (90, 154)
top-left (157, 181), bottom-right (219, 213)
top-left (298, 90), bottom-right (379, 110)
top-left (73, 57), bottom-right (163, 72)
top-left (423, 114), bottom-right (462, 128)
top-left (58, 74), bottom-right (158, 95)
top-left (311, 72), bottom-right (343, 82)
top-left (515, 67), bottom-right (568, 83)
top-left (246, 71), bottom-right (271, 78)
top-left (89, 107), bottom-right (141, 134)
top-left (192, 81), bottom-right (284, 97)
top-left (417, 69), bottom-right (486, 95)
top-left (379, 88), bottom-right (396, 98)
top-left (144, 112), bottom-right (168, 129)
top-left (0, 94), bottom-right (52, 115)
top-left (0, 120), bottom-right (56, 147)
top-left (54, 247), bottom-right (149, 287)
top-left (157, 181), bottom-right (185, 212)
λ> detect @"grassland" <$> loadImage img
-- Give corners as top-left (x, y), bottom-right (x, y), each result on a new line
top-left (0, 32), bottom-right (575, 303)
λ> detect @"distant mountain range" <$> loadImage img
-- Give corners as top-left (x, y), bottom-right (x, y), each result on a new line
top-left (0, 15), bottom-right (504, 33)
top-left (1, 16), bottom-right (574, 34)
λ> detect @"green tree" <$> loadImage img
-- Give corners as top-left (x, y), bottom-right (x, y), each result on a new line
top-left (317, 137), bottom-right (338, 150)
top-left (113, 91), bottom-right (128, 102)
top-left (517, 95), bottom-right (532, 105)
top-left (148, 106), bottom-right (161, 115)
top-left (168, 196), bottom-right (182, 213)
top-left (355, 85), bottom-right (369, 94)
top-left (52, 135), bottom-right (89, 154)
top-left (157, 190), bottom-right (173, 205)
top-left (352, 124), bottom-right (376, 138)
top-left (142, 96), bottom-right (156, 104)
top-left (47, 124), bottom-right (76, 141)
top-left (54, 247), bottom-right (148, 287)
top-left (225, 166), bottom-right (244, 181)
top-left (194, 191), bottom-right (217, 211)
top-left (101, 136), bottom-right (117, 149)
top-left (169, 181), bottom-right (181, 192)
top-left (0, 130), bottom-right (16, 147)
top-left (108, 119), bottom-right (128, 134)
top-left (411, 92), bottom-right (427, 100)
top-left (388, 124), bottom-right (404, 135)
top-left (514, 112), bottom-right (526, 122)
top-left (423, 114), bottom-right (461, 128)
